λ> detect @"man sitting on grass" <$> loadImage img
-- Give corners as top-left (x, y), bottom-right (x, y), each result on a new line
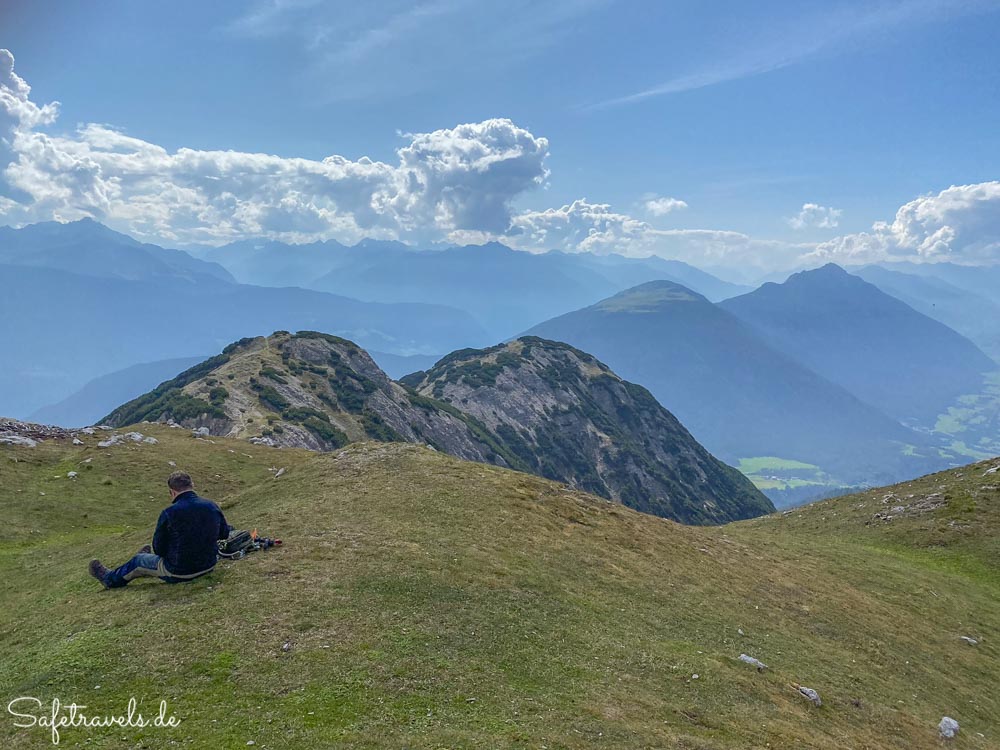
top-left (89, 471), bottom-right (230, 589)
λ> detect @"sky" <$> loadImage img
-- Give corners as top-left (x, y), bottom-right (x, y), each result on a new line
top-left (2, 0), bottom-right (999, 277)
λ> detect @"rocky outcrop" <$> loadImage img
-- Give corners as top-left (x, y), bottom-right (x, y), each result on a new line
top-left (103, 332), bottom-right (773, 524)
top-left (404, 337), bottom-right (773, 523)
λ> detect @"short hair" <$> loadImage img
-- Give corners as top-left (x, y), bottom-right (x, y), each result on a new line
top-left (167, 471), bottom-right (194, 491)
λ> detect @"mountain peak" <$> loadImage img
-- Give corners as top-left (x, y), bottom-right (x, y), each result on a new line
top-left (783, 263), bottom-right (870, 290)
top-left (594, 279), bottom-right (708, 313)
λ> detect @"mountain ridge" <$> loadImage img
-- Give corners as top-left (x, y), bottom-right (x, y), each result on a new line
top-left (103, 331), bottom-right (773, 524)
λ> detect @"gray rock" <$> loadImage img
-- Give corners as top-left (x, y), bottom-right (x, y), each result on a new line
top-left (81, 427), bottom-right (96, 435)
top-left (0, 435), bottom-right (37, 447)
top-left (938, 716), bottom-right (959, 739)
top-left (67, 471), bottom-right (78, 479)
top-left (795, 685), bottom-right (822, 706)
top-left (249, 436), bottom-right (277, 447)
top-left (72, 437), bottom-right (84, 445)
top-left (142, 436), bottom-right (159, 444)
top-left (738, 654), bottom-right (768, 671)
top-left (959, 636), bottom-right (978, 645)
top-left (192, 427), bottom-right (211, 437)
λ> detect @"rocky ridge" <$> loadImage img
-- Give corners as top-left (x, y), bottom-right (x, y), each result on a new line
top-left (102, 331), bottom-right (772, 524)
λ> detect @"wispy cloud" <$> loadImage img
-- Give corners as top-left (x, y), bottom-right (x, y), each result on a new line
top-left (586, 0), bottom-right (999, 110)
top-left (228, 0), bottom-right (608, 99)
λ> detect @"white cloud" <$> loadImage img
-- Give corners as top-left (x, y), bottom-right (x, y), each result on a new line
top-left (787, 202), bottom-right (842, 230)
top-left (808, 182), bottom-right (1000, 265)
top-left (0, 50), bottom-right (548, 245)
top-left (0, 49), bottom-right (58, 129)
top-left (505, 199), bottom-right (806, 272)
top-left (644, 196), bottom-right (688, 216)
top-left (586, 0), bottom-right (998, 109)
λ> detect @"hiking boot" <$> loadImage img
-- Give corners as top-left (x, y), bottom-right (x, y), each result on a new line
top-left (138, 545), bottom-right (152, 555)
top-left (89, 559), bottom-right (110, 589)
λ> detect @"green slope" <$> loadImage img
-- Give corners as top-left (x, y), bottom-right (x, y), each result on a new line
top-left (1, 427), bottom-right (997, 749)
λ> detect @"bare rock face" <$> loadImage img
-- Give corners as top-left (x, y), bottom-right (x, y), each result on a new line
top-left (103, 332), bottom-right (772, 525)
top-left (405, 337), bottom-right (773, 524)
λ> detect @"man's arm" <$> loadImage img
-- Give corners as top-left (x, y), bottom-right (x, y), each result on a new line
top-left (217, 507), bottom-right (231, 541)
top-left (152, 509), bottom-right (170, 556)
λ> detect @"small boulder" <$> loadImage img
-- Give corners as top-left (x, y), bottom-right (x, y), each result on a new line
top-left (938, 716), bottom-right (959, 739)
top-left (738, 654), bottom-right (768, 671)
top-left (794, 684), bottom-right (822, 707)
top-left (142, 436), bottom-right (159, 444)
top-left (192, 427), bottom-right (211, 437)
top-left (959, 636), bottom-right (978, 646)
top-left (72, 437), bottom-right (84, 445)
top-left (67, 471), bottom-right (78, 479)
top-left (0, 435), bottom-right (37, 447)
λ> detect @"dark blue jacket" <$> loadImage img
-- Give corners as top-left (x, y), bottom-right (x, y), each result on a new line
top-left (152, 491), bottom-right (229, 575)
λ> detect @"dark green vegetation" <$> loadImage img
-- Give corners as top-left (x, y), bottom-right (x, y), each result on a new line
top-left (525, 280), bottom-right (942, 501)
top-left (106, 333), bottom-right (425, 452)
top-left (104, 353), bottom-right (234, 426)
top-left (103, 332), bottom-right (772, 525)
top-left (410, 337), bottom-right (772, 523)
top-left (1, 428), bottom-right (996, 748)
top-left (720, 264), bottom-right (997, 426)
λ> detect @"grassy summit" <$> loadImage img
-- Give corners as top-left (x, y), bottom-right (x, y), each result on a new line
top-left (1, 426), bottom-right (997, 748)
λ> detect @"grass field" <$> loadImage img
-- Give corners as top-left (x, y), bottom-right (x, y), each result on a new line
top-left (736, 456), bottom-right (834, 494)
top-left (1, 425), bottom-right (998, 748)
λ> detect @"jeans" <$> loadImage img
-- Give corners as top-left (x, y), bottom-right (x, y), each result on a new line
top-left (103, 553), bottom-right (214, 588)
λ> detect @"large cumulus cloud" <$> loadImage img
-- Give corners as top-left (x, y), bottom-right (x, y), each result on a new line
top-left (809, 182), bottom-right (1000, 265)
top-left (0, 49), bottom-right (548, 245)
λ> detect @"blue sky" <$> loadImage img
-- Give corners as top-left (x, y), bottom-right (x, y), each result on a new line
top-left (2, 0), bottom-right (999, 275)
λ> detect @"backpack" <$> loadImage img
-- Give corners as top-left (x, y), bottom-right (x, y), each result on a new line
top-left (218, 528), bottom-right (281, 559)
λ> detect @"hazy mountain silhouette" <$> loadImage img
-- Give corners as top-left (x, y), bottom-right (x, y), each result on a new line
top-left (525, 280), bottom-right (937, 489)
top-left (720, 264), bottom-right (996, 426)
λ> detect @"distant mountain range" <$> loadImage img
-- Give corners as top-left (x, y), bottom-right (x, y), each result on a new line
top-left (0, 218), bottom-right (234, 284)
top-left (0, 221), bottom-right (488, 417)
top-left (720, 264), bottom-right (996, 426)
top-left (851, 264), bottom-right (1000, 361)
top-left (104, 331), bottom-right (772, 524)
top-left (524, 278), bottom-right (960, 500)
top-left (197, 237), bottom-right (749, 338)
top-left (5, 218), bottom-right (1000, 507)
